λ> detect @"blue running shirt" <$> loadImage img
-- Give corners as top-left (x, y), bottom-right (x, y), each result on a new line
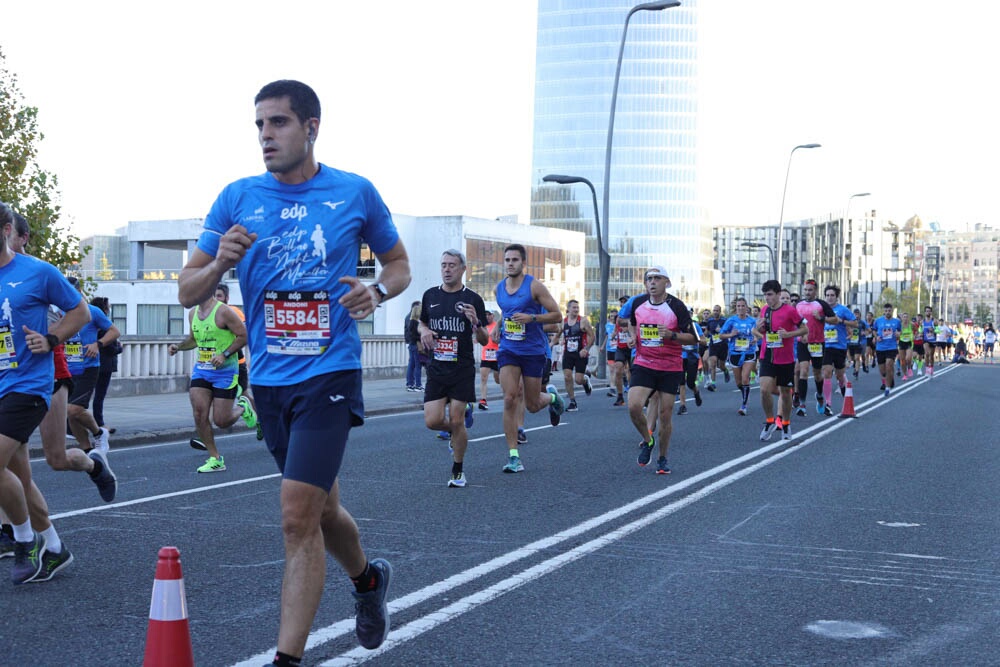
top-left (197, 165), bottom-right (399, 386)
top-left (822, 304), bottom-right (856, 350)
top-left (0, 254), bottom-right (82, 404)
top-left (65, 304), bottom-right (113, 375)
top-left (874, 316), bottom-right (901, 351)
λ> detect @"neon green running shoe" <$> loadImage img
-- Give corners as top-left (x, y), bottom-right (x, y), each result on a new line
top-left (236, 395), bottom-right (258, 429)
top-left (197, 456), bottom-right (226, 473)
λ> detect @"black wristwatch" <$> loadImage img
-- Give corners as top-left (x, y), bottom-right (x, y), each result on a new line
top-left (223, 349), bottom-right (233, 359)
top-left (45, 333), bottom-right (60, 350)
top-left (373, 283), bottom-right (389, 305)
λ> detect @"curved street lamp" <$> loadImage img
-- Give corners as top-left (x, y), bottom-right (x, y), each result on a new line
top-left (542, 173), bottom-right (611, 378)
top-left (600, 0), bottom-right (681, 359)
top-left (776, 142), bottom-right (821, 283)
top-left (842, 192), bottom-right (870, 300)
top-left (741, 241), bottom-right (777, 279)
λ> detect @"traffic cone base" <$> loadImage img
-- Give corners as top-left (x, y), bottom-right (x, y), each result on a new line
top-left (838, 381), bottom-right (858, 419)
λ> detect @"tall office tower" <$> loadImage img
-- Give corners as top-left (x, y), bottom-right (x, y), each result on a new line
top-left (530, 0), bottom-right (712, 312)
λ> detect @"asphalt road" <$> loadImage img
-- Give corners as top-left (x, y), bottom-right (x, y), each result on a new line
top-left (6, 361), bottom-right (999, 666)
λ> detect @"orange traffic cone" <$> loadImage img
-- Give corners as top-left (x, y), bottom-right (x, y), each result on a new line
top-left (143, 547), bottom-right (194, 667)
top-left (838, 382), bottom-right (858, 419)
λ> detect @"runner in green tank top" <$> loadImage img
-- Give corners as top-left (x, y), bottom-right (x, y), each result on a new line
top-left (169, 294), bottom-right (256, 472)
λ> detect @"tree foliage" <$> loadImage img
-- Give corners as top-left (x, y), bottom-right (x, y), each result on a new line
top-left (0, 46), bottom-right (87, 271)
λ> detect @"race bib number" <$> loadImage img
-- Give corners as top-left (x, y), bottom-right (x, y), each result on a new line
top-left (900, 329), bottom-right (913, 343)
top-left (709, 334), bottom-right (719, 345)
top-left (433, 337), bottom-right (458, 362)
top-left (196, 346), bottom-right (216, 371)
top-left (484, 348), bottom-right (497, 362)
top-left (503, 318), bottom-right (525, 341)
top-left (824, 328), bottom-right (838, 342)
top-left (64, 340), bottom-right (84, 365)
top-left (881, 328), bottom-right (894, 340)
top-left (566, 339), bottom-right (579, 353)
top-left (808, 343), bottom-right (823, 358)
top-left (639, 324), bottom-right (662, 347)
top-left (0, 324), bottom-right (18, 370)
top-left (848, 330), bottom-right (860, 344)
top-left (766, 332), bottom-right (782, 349)
top-left (734, 336), bottom-right (750, 352)
top-left (264, 290), bottom-right (331, 356)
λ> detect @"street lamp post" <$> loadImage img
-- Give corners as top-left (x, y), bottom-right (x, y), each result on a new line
top-left (740, 241), bottom-right (777, 280)
top-left (542, 174), bottom-right (610, 378)
top-left (842, 192), bottom-right (870, 300)
top-left (776, 143), bottom-right (821, 283)
top-left (601, 0), bottom-right (680, 362)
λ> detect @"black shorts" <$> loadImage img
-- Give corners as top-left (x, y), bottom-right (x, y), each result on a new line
top-left (424, 371), bottom-right (476, 404)
top-left (253, 370), bottom-right (365, 493)
top-left (238, 363), bottom-right (249, 392)
top-left (68, 366), bottom-right (100, 407)
top-left (708, 342), bottom-right (728, 360)
top-left (629, 365), bottom-right (683, 396)
top-left (985, 342), bottom-right (995, 353)
top-left (822, 347), bottom-right (848, 370)
top-left (697, 343), bottom-right (708, 357)
top-left (796, 341), bottom-right (824, 370)
top-left (53, 376), bottom-right (74, 396)
top-left (898, 341), bottom-right (912, 351)
top-left (867, 339), bottom-right (876, 350)
top-left (614, 348), bottom-right (632, 365)
top-left (913, 343), bottom-right (925, 355)
top-left (480, 360), bottom-right (498, 371)
top-left (729, 351), bottom-right (756, 367)
top-left (847, 344), bottom-right (862, 356)
top-left (876, 349), bottom-right (898, 365)
top-left (758, 359), bottom-right (795, 387)
top-left (0, 392), bottom-right (48, 443)
top-left (936, 342), bottom-right (949, 349)
top-left (190, 377), bottom-right (239, 400)
top-left (561, 352), bottom-right (588, 374)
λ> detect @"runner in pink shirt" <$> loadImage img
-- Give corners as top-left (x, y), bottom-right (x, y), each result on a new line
top-left (756, 280), bottom-right (807, 441)
top-left (628, 266), bottom-right (697, 475)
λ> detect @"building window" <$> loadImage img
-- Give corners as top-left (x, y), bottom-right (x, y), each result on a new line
top-left (137, 304), bottom-right (186, 335)
top-left (358, 244), bottom-right (376, 279)
top-left (110, 304), bottom-right (127, 333)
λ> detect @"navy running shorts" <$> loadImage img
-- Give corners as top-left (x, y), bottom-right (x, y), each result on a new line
top-left (253, 370), bottom-right (365, 493)
top-left (497, 350), bottom-right (547, 379)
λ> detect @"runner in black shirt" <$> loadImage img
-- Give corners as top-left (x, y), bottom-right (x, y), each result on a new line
top-left (417, 250), bottom-right (489, 488)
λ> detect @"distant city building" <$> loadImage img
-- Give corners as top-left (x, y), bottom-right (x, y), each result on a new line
top-left (529, 0), bottom-right (712, 311)
top-left (712, 222), bottom-right (809, 307)
top-left (713, 210), bottom-right (921, 314)
top-left (921, 224), bottom-right (999, 323)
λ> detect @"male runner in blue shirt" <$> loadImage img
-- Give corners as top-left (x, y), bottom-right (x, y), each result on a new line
top-left (178, 81), bottom-right (410, 665)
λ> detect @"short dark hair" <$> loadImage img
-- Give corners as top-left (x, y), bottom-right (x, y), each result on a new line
top-left (567, 299), bottom-right (578, 307)
top-left (503, 243), bottom-right (526, 261)
top-left (824, 285), bottom-right (840, 297)
top-left (761, 279), bottom-right (781, 294)
top-left (255, 80), bottom-right (321, 123)
top-left (0, 201), bottom-right (12, 230)
top-left (883, 303), bottom-right (894, 309)
top-left (215, 283), bottom-right (230, 300)
top-left (11, 211), bottom-right (29, 237)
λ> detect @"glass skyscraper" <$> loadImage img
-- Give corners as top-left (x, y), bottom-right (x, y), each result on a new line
top-left (530, 0), bottom-right (711, 311)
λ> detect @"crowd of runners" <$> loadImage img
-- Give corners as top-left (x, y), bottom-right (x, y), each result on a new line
top-left (0, 78), bottom-right (992, 667)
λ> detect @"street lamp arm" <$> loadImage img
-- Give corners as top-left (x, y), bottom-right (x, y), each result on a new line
top-left (776, 142), bottom-right (821, 284)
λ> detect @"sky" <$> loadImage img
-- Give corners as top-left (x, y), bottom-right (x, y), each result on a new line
top-left (1, 0), bottom-right (996, 240)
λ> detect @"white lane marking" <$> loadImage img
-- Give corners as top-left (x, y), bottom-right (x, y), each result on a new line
top-left (49, 473), bottom-right (281, 520)
top-left (235, 363), bottom-right (964, 666)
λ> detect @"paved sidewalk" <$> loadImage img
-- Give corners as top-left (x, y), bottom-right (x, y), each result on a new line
top-left (29, 370), bottom-right (609, 453)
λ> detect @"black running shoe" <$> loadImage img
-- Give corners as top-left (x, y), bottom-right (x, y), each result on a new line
top-left (583, 375), bottom-right (593, 396)
top-left (637, 437), bottom-right (655, 467)
top-left (190, 438), bottom-right (207, 451)
top-left (88, 450), bottom-right (117, 502)
top-left (517, 428), bottom-right (527, 444)
top-left (694, 391), bottom-right (703, 407)
top-left (352, 558), bottom-right (393, 650)
top-left (30, 543), bottom-right (74, 583)
top-left (11, 532), bottom-right (44, 585)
